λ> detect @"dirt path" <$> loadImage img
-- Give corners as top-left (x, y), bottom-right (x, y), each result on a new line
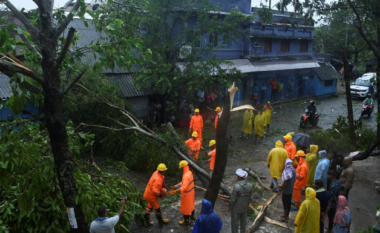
top-left (126, 93), bottom-right (379, 232)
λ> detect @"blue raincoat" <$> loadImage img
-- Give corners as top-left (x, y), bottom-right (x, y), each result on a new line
top-left (192, 199), bottom-right (223, 233)
top-left (314, 150), bottom-right (330, 189)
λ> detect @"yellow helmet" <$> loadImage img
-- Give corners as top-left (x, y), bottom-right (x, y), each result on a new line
top-left (295, 150), bottom-right (306, 157)
top-left (215, 107), bottom-right (221, 112)
top-left (157, 163), bottom-right (168, 171)
top-left (209, 140), bottom-right (216, 147)
top-left (194, 109), bottom-right (200, 113)
top-left (192, 131), bottom-right (198, 137)
top-left (179, 160), bottom-right (189, 168)
top-left (284, 134), bottom-right (292, 141)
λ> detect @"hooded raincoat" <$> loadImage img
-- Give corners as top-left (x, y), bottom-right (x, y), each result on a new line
top-left (284, 135), bottom-right (296, 162)
top-left (242, 110), bottom-right (254, 134)
top-left (180, 166), bottom-right (195, 215)
top-left (192, 199), bottom-right (223, 233)
top-left (267, 141), bottom-right (289, 179)
top-left (294, 187), bottom-right (320, 233)
top-left (143, 171), bottom-right (165, 210)
top-left (254, 112), bottom-right (266, 137)
top-left (314, 150), bottom-right (330, 189)
top-left (190, 115), bottom-right (204, 142)
top-left (306, 145), bottom-right (318, 187)
top-left (263, 105), bottom-right (273, 126)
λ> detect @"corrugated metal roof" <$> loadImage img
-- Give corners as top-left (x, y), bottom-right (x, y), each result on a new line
top-left (0, 72), bottom-right (20, 99)
top-left (313, 62), bottom-right (343, 80)
top-left (106, 73), bottom-right (155, 98)
top-left (176, 59), bottom-right (320, 74)
top-left (64, 19), bottom-right (142, 74)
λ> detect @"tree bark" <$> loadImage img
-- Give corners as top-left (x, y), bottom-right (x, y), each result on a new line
top-left (343, 48), bottom-right (356, 150)
top-left (377, 41), bottom-right (380, 140)
top-left (204, 89), bottom-right (231, 207)
top-left (352, 136), bottom-right (380, 161)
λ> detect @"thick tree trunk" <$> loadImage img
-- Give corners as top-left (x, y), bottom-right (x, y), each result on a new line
top-left (44, 76), bottom-right (87, 231)
top-left (204, 90), bottom-right (231, 207)
top-left (343, 48), bottom-right (356, 150)
top-left (377, 53), bottom-right (380, 140)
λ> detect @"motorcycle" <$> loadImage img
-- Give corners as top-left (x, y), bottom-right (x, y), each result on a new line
top-left (361, 102), bottom-right (374, 117)
top-left (300, 109), bottom-right (320, 128)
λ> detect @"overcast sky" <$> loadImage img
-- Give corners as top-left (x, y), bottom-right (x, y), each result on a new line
top-left (3, 0), bottom-right (336, 11)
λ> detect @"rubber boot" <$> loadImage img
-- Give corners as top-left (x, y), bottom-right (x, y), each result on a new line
top-left (155, 213), bottom-right (169, 224)
top-left (144, 212), bottom-right (154, 227)
top-left (178, 215), bottom-right (191, 225)
top-left (191, 210), bottom-right (196, 220)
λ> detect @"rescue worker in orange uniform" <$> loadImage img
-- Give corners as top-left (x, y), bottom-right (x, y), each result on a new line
top-left (143, 163), bottom-right (170, 226)
top-left (292, 151), bottom-right (308, 211)
top-left (283, 133), bottom-right (296, 167)
top-left (168, 160), bottom-right (195, 225)
top-left (214, 107), bottom-right (221, 134)
top-left (189, 109), bottom-right (204, 142)
top-left (205, 140), bottom-right (216, 171)
top-left (185, 132), bottom-right (201, 161)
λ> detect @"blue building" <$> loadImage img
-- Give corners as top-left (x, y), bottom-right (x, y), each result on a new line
top-left (0, 72), bottom-right (40, 124)
top-left (177, 0), bottom-right (342, 107)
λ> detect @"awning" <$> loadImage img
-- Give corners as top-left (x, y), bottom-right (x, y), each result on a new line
top-left (176, 59), bottom-right (320, 74)
top-left (312, 62), bottom-right (343, 80)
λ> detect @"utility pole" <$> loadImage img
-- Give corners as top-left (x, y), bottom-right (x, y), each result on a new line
top-left (343, 48), bottom-right (356, 150)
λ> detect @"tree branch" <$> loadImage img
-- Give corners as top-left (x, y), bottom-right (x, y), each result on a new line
top-left (0, 60), bottom-right (45, 86)
top-left (347, 0), bottom-right (380, 57)
top-left (56, 27), bottom-right (76, 68)
top-left (62, 0), bottom-right (74, 9)
top-left (3, 1), bottom-right (39, 37)
top-left (353, 136), bottom-right (380, 161)
top-left (19, 34), bottom-right (42, 60)
top-left (22, 109), bottom-right (42, 121)
top-left (54, 0), bottom-right (81, 38)
top-left (61, 70), bottom-right (86, 96)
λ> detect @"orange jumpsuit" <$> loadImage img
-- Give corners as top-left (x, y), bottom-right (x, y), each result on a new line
top-left (293, 157), bottom-right (308, 209)
top-left (284, 139), bottom-right (296, 166)
top-left (190, 115), bottom-right (204, 142)
top-left (143, 171), bottom-right (165, 211)
top-left (185, 138), bottom-right (201, 161)
top-left (214, 114), bottom-right (219, 133)
top-left (180, 166), bottom-right (195, 215)
top-left (207, 148), bottom-right (216, 171)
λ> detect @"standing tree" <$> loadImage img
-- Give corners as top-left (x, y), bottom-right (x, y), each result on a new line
top-left (0, 0), bottom-right (146, 231)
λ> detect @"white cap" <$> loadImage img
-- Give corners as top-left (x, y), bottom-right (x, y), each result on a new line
top-left (236, 168), bottom-right (248, 178)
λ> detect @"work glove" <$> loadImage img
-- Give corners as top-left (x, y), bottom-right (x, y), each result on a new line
top-left (189, 128), bottom-right (192, 134)
top-left (170, 186), bottom-right (177, 191)
top-left (168, 189), bottom-right (181, 197)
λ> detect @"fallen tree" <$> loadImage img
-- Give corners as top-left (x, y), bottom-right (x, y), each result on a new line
top-left (76, 84), bottom-right (232, 195)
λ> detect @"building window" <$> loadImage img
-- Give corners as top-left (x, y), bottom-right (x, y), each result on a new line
top-left (209, 34), bottom-right (218, 48)
top-left (264, 39), bottom-right (272, 52)
top-left (300, 40), bottom-right (308, 52)
top-left (186, 29), bottom-right (201, 48)
top-left (324, 80), bottom-right (334, 86)
top-left (280, 39), bottom-right (290, 52)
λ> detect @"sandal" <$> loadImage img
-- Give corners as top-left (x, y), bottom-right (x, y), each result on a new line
top-left (277, 217), bottom-right (288, 223)
top-left (280, 214), bottom-right (285, 218)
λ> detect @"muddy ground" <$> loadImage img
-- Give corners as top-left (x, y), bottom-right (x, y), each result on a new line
top-left (126, 86), bottom-right (380, 233)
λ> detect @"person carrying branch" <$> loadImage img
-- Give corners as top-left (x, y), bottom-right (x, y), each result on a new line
top-left (169, 160), bottom-right (195, 225)
top-left (143, 163), bottom-right (169, 226)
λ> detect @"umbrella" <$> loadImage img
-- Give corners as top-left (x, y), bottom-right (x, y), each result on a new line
top-left (292, 133), bottom-right (317, 148)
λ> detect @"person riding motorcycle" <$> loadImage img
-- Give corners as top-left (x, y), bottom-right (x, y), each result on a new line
top-left (364, 94), bottom-right (374, 110)
top-left (306, 100), bottom-right (317, 125)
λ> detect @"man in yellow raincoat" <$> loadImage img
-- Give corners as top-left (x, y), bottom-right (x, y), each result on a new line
top-left (294, 187), bottom-right (320, 233)
top-left (254, 110), bottom-right (266, 142)
top-left (306, 145), bottom-right (318, 187)
top-left (240, 110), bottom-right (254, 139)
top-left (267, 141), bottom-right (289, 192)
top-left (263, 101), bottom-right (273, 133)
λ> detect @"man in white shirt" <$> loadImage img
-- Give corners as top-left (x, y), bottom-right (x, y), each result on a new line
top-left (90, 199), bottom-right (125, 233)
